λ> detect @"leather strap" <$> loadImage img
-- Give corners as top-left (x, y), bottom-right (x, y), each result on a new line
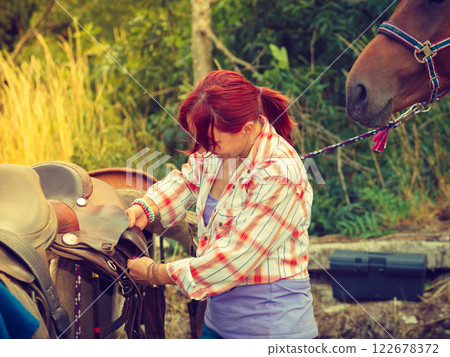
top-left (0, 229), bottom-right (71, 338)
top-left (143, 286), bottom-right (166, 338)
top-left (377, 21), bottom-right (450, 105)
top-left (101, 305), bottom-right (127, 338)
top-left (101, 295), bottom-right (144, 339)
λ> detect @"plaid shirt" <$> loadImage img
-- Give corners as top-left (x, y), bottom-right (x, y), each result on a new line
top-left (146, 118), bottom-right (313, 300)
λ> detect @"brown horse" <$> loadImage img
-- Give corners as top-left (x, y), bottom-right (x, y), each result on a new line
top-left (346, 0), bottom-right (450, 127)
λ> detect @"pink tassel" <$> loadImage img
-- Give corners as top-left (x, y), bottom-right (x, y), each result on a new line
top-left (372, 128), bottom-right (390, 152)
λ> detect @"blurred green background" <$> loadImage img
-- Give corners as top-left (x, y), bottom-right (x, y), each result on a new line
top-left (1, 0), bottom-right (448, 238)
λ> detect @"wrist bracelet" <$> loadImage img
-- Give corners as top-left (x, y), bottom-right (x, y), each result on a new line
top-left (147, 262), bottom-right (158, 287)
top-left (130, 198), bottom-right (156, 225)
top-left (147, 263), bottom-right (153, 285)
top-left (151, 261), bottom-right (161, 287)
top-left (154, 261), bottom-right (162, 286)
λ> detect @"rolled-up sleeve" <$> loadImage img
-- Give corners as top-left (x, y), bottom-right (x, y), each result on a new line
top-left (146, 153), bottom-right (202, 228)
top-left (166, 175), bottom-right (312, 300)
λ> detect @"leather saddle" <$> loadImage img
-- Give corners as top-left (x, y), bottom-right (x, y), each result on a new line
top-left (33, 162), bottom-right (147, 283)
top-left (0, 161), bottom-right (156, 338)
top-left (0, 164), bottom-right (70, 338)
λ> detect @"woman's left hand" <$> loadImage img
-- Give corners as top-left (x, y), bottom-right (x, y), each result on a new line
top-left (127, 257), bottom-right (154, 285)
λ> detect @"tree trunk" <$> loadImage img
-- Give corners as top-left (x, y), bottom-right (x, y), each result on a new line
top-left (191, 0), bottom-right (213, 85)
top-left (11, 0), bottom-right (55, 63)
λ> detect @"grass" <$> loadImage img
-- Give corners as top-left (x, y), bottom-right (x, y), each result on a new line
top-left (0, 29), bottom-right (144, 169)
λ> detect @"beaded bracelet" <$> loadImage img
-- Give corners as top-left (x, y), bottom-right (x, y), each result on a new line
top-left (146, 261), bottom-right (163, 287)
top-left (130, 198), bottom-right (155, 225)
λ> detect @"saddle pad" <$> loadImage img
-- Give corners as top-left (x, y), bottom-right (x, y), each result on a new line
top-left (0, 278), bottom-right (43, 338)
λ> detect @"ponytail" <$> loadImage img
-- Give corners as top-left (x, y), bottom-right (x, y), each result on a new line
top-left (259, 87), bottom-right (297, 146)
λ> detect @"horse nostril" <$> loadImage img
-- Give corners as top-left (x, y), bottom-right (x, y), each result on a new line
top-left (356, 83), bottom-right (367, 104)
top-left (347, 81), bottom-right (370, 121)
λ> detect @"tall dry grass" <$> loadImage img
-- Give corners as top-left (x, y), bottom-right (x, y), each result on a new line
top-left (0, 30), bottom-right (140, 168)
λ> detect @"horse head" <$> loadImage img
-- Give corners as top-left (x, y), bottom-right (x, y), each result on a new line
top-left (346, 0), bottom-right (450, 127)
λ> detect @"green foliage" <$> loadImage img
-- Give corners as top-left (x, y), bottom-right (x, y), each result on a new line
top-left (0, 0), bottom-right (40, 52)
top-left (2, 0), bottom-right (448, 238)
top-left (269, 44), bottom-right (289, 70)
top-left (310, 172), bottom-right (417, 238)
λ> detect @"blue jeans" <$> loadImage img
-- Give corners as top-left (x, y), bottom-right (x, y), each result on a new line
top-left (200, 324), bottom-right (224, 339)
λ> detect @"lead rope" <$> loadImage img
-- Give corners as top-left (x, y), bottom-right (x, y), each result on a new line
top-left (300, 103), bottom-right (428, 160)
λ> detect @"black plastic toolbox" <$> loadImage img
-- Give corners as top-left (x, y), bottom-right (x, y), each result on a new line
top-left (330, 250), bottom-right (427, 301)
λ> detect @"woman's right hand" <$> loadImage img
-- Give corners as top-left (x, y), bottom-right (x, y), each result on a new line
top-left (126, 204), bottom-right (148, 230)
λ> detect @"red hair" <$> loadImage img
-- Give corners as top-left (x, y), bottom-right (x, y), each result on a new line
top-left (179, 70), bottom-right (296, 154)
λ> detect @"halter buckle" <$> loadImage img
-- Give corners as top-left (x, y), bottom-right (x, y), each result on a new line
top-left (414, 41), bottom-right (436, 63)
top-left (412, 102), bottom-right (432, 114)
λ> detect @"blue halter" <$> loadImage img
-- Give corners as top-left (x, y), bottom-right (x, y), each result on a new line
top-left (377, 21), bottom-right (450, 105)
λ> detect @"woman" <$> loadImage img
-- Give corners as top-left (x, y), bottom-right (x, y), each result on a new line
top-left (127, 70), bottom-right (317, 339)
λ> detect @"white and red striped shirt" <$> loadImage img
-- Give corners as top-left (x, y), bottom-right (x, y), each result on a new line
top-left (146, 118), bottom-right (313, 300)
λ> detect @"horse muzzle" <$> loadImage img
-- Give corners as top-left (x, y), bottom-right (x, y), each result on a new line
top-left (346, 78), bottom-right (394, 128)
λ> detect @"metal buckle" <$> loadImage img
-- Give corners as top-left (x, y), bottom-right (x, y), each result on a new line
top-left (411, 103), bottom-right (424, 114)
top-left (411, 102), bottom-right (432, 114)
top-left (396, 103), bottom-right (428, 124)
top-left (106, 260), bottom-right (117, 271)
top-left (428, 75), bottom-right (440, 91)
top-left (420, 103), bottom-right (433, 112)
top-left (414, 41), bottom-right (437, 63)
top-left (118, 279), bottom-right (134, 296)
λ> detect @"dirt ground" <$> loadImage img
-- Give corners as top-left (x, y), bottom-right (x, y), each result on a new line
top-left (161, 225), bottom-right (450, 339)
top-left (311, 270), bottom-right (449, 339)
top-left (310, 224), bottom-right (450, 339)
top-left (162, 271), bottom-right (449, 339)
